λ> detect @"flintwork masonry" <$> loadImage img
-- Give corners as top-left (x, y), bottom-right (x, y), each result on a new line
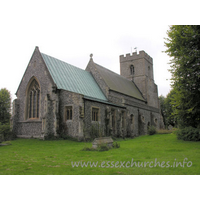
top-left (12, 47), bottom-right (164, 140)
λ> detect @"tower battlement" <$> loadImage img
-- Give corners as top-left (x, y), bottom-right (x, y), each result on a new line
top-left (120, 50), bottom-right (153, 64)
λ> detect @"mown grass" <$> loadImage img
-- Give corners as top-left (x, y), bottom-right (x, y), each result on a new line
top-left (0, 132), bottom-right (200, 175)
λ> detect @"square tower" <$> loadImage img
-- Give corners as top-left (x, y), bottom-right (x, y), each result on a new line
top-left (120, 51), bottom-right (159, 108)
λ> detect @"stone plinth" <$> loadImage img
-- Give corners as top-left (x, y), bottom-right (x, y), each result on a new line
top-left (92, 137), bottom-right (113, 149)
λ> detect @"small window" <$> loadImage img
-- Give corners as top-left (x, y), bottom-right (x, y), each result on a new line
top-left (130, 65), bottom-right (134, 75)
top-left (92, 108), bottom-right (99, 121)
top-left (65, 106), bottom-right (72, 121)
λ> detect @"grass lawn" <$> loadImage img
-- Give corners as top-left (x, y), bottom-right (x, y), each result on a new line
top-left (0, 132), bottom-right (200, 175)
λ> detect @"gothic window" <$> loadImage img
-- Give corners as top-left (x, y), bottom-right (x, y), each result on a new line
top-left (92, 107), bottom-right (99, 122)
top-left (27, 79), bottom-right (40, 119)
top-left (65, 106), bottom-right (73, 121)
top-left (130, 65), bottom-right (134, 75)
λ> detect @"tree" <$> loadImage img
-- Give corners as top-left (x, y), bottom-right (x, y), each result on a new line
top-left (159, 95), bottom-right (166, 126)
top-left (165, 25), bottom-right (200, 128)
top-left (0, 88), bottom-right (11, 124)
top-left (159, 89), bottom-right (178, 128)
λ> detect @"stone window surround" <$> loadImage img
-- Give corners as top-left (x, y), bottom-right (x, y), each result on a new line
top-left (130, 65), bottom-right (134, 75)
top-left (25, 76), bottom-right (41, 121)
top-left (64, 104), bottom-right (73, 122)
top-left (91, 106), bottom-right (100, 122)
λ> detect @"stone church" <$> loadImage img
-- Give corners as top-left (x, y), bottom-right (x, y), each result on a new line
top-left (12, 46), bottom-right (164, 140)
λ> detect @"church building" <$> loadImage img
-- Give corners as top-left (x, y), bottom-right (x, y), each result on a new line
top-left (12, 47), bottom-right (164, 140)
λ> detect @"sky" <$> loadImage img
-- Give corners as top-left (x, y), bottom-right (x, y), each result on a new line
top-left (0, 0), bottom-right (199, 195)
top-left (0, 0), bottom-right (198, 101)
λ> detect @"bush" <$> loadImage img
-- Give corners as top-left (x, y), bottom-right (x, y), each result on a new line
top-left (98, 144), bottom-right (109, 151)
top-left (147, 126), bottom-right (157, 135)
top-left (113, 141), bottom-right (120, 148)
top-left (0, 123), bottom-right (15, 141)
top-left (175, 127), bottom-right (200, 141)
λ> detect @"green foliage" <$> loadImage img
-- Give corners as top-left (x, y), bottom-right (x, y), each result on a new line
top-left (0, 123), bottom-right (15, 142)
top-left (0, 88), bottom-right (11, 124)
top-left (159, 95), bottom-right (167, 126)
top-left (147, 126), bottom-right (157, 135)
top-left (98, 143), bottom-right (110, 151)
top-left (175, 127), bottom-right (200, 141)
top-left (113, 141), bottom-right (120, 148)
top-left (165, 25), bottom-right (200, 128)
top-left (159, 90), bottom-right (178, 128)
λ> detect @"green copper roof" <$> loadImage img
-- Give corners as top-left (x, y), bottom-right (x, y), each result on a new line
top-left (93, 62), bottom-right (145, 101)
top-left (41, 53), bottom-right (107, 101)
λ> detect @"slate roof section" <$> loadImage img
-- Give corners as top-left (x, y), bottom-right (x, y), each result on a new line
top-left (41, 53), bottom-right (107, 101)
top-left (93, 62), bottom-right (145, 101)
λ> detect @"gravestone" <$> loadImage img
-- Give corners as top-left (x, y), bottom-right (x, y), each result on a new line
top-left (92, 137), bottom-right (113, 149)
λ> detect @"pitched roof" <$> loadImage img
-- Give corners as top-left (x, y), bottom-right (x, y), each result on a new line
top-left (93, 62), bottom-right (145, 101)
top-left (41, 53), bottom-right (107, 101)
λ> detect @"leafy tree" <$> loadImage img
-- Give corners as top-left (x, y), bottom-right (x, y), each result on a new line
top-left (165, 89), bottom-right (178, 127)
top-left (165, 25), bottom-right (200, 128)
top-left (159, 89), bottom-right (178, 128)
top-left (159, 95), bottom-right (166, 126)
top-left (0, 88), bottom-right (11, 124)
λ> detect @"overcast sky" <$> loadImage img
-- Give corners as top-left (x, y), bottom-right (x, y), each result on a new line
top-left (0, 0), bottom-right (197, 101)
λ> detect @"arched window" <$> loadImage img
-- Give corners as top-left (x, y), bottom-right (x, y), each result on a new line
top-left (27, 79), bottom-right (40, 119)
top-left (130, 65), bottom-right (134, 75)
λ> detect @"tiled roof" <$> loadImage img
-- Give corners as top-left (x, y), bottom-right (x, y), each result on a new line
top-left (93, 62), bottom-right (145, 101)
top-left (41, 53), bottom-right (107, 101)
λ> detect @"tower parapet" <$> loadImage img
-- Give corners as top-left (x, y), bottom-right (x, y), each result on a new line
top-left (120, 50), bottom-right (153, 64)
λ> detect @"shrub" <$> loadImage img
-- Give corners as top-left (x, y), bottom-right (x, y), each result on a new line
top-left (175, 127), bottom-right (200, 141)
top-left (113, 141), bottom-right (120, 148)
top-left (0, 123), bottom-right (15, 141)
top-left (147, 126), bottom-right (157, 135)
top-left (98, 143), bottom-right (109, 151)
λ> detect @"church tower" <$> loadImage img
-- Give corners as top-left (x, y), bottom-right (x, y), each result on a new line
top-left (120, 51), bottom-right (159, 108)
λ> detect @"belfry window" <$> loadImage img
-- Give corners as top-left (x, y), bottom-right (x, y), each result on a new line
top-left (130, 65), bottom-right (134, 75)
top-left (27, 79), bottom-right (40, 119)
